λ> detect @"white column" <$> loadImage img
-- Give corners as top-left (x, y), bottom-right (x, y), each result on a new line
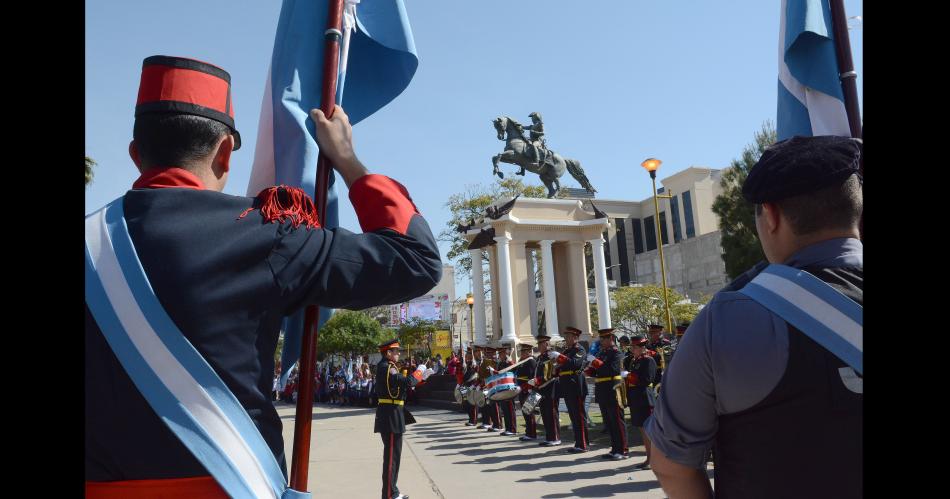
top-left (539, 240), bottom-right (562, 343)
top-left (589, 236), bottom-right (612, 329)
top-left (469, 248), bottom-right (488, 345)
top-left (527, 248), bottom-right (539, 337)
top-left (494, 234), bottom-right (518, 343)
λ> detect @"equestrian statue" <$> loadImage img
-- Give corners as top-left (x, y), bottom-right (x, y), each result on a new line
top-left (491, 112), bottom-right (596, 198)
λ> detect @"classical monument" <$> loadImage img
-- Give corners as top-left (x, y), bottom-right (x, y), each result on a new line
top-left (463, 195), bottom-right (612, 347)
top-left (490, 112), bottom-right (596, 198)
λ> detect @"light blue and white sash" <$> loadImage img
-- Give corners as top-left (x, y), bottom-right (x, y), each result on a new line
top-left (738, 264), bottom-right (862, 376)
top-left (85, 198), bottom-right (309, 499)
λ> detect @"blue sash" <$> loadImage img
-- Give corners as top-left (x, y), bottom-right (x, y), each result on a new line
top-left (85, 198), bottom-right (310, 499)
top-left (738, 264), bottom-right (862, 375)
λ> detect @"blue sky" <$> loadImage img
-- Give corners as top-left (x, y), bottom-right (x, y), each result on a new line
top-left (85, 0), bottom-right (862, 298)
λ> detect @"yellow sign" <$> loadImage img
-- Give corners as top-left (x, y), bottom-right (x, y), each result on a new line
top-left (431, 330), bottom-right (453, 360)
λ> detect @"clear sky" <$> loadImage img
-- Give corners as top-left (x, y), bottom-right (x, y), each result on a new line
top-left (85, 0), bottom-right (862, 298)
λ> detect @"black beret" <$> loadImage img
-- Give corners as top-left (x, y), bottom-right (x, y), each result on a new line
top-left (618, 335), bottom-right (631, 344)
top-left (742, 135), bottom-right (862, 204)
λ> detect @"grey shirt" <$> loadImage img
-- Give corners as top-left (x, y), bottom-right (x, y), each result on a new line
top-left (644, 238), bottom-right (863, 468)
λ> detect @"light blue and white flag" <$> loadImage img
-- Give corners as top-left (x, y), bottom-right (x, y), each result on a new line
top-left (247, 0), bottom-right (418, 388)
top-left (777, 0), bottom-right (851, 140)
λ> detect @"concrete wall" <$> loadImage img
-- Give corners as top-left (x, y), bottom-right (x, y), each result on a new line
top-left (633, 230), bottom-right (726, 300)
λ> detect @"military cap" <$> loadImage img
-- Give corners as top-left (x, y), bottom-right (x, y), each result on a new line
top-left (648, 324), bottom-right (664, 331)
top-left (519, 342), bottom-right (535, 350)
top-left (563, 326), bottom-right (582, 336)
top-left (618, 335), bottom-right (631, 345)
top-left (597, 328), bottom-right (617, 338)
top-left (630, 335), bottom-right (648, 346)
top-left (742, 135), bottom-right (861, 204)
top-left (536, 334), bottom-right (552, 342)
top-left (136, 55), bottom-right (242, 149)
top-left (378, 339), bottom-right (400, 353)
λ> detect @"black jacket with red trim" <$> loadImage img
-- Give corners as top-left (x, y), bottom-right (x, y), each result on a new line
top-left (85, 173), bottom-right (441, 482)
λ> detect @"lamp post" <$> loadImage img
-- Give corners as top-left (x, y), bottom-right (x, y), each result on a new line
top-left (641, 158), bottom-right (674, 371)
top-left (466, 294), bottom-right (474, 348)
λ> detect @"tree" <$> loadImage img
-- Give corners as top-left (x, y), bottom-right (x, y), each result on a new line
top-left (395, 317), bottom-right (439, 357)
top-left (712, 121), bottom-right (777, 280)
top-left (609, 285), bottom-right (702, 337)
top-left (318, 310), bottom-right (388, 355)
top-left (85, 156), bottom-right (96, 187)
top-left (440, 178), bottom-right (547, 276)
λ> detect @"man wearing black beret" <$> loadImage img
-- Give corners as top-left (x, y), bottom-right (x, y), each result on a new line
top-left (645, 135), bottom-right (863, 499)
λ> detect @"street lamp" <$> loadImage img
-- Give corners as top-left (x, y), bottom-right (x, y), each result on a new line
top-left (641, 158), bottom-right (674, 371)
top-left (466, 294), bottom-right (475, 348)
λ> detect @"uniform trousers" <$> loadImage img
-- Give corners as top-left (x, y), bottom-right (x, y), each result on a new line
top-left (539, 394), bottom-right (560, 442)
top-left (601, 399), bottom-right (628, 454)
top-left (462, 400), bottom-right (477, 424)
top-left (380, 431), bottom-right (403, 499)
top-left (486, 400), bottom-right (501, 429)
top-left (499, 398), bottom-right (517, 433)
top-left (564, 393), bottom-right (589, 449)
top-left (518, 391), bottom-right (538, 438)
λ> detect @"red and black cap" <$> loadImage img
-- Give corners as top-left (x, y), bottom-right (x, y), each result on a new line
top-left (136, 55), bottom-right (242, 150)
top-left (563, 326), bottom-right (582, 337)
top-left (631, 335), bottom-right (649, 346)
top-left (648, 324), bottom-right (664, 331)
top-left (597, 328), bottom-right (616, 339)
top-left (378, 339), bottom-right (400, 353)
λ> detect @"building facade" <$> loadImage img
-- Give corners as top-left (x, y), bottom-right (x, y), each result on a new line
top-left (579, 166), bottom-right (728, 300)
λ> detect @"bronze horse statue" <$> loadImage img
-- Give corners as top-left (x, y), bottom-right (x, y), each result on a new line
top-left (491, 116), bottom-right (596, 198)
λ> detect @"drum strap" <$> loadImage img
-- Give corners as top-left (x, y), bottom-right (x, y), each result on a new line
top-left (595, 376), bottom-right (621, 383)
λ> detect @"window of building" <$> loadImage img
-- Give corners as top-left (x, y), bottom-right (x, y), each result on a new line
top-left (645, 216), bottom-right (657, 251)
top-left (659, 211), bottom-right (670, 245)
top-left (683, 190), bottom-right (696, 238)
top-left (632, 218), bottom-right (645, 254)
top-left (670, 195), bottom-right (683, 243)
top-left (616, 218), bottom-right (631, 284)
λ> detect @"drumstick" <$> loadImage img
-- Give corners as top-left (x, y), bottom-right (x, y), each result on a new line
top-left (494, 356), bottom-right (534, 374)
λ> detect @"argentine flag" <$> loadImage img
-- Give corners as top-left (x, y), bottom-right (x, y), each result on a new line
top-left (777, 0), bottom-right (852, 140)
top-left (247, 0), bottom-right (418, 388)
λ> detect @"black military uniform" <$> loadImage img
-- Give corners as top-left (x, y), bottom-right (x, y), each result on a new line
top-left (375, 340), bottom-right (420, 499)
top-left (619, 336), bottom-right (637, 424)
top-left (534, 335), bottom-right (561, 446)
top-left (484, 347), bottom-right (503, 431)
top-left (628, 336), bottom-right (657, 428)
top-left (646, 324), bottom-right (674, 384)
top-left (587, 329), bottom-right (628, 459)
top-left (554, 327), bottom-right (589, 452)
top-left (495, 345), bottom-right (518, 435)
top-left (461, 354), bottom-right (479, 426)
top-left (474, 346), bottom-right (492, 429)
top-left (515, 344), bottom-right (539, 441)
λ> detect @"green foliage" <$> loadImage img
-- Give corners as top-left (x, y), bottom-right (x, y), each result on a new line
top-left (395, 317), bottom-right (439, 353)
top-left (609, 285), bottom-right (702, 337)
top-left (85, 156), bottom-right (96, 187)
top-left (318, 310), bottom-right (388, 355)
top-left (712, 121), bottom-right (776, 280)
top-left (439, 178), bottom-right (547, 275)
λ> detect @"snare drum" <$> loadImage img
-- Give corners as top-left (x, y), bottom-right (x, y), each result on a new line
top-left (486, 372), bottom-right (520, 401)
top-left (454, 384), bottom-right (465, 404)
top-left (521, 391), bottom-right (542, 415)
top-left (474, 388), bottom-right (488, 407)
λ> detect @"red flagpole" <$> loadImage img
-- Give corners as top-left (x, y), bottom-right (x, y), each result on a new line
top-left (289, 0), bottom-right (345, 492)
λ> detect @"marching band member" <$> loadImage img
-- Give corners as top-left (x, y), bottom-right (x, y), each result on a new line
top-left (585, 329), bottom-right (628, 460)
top-left (461, 348), bottom-right (479, 426)
top-left (495, 344), bottom-right (518, 436)
top-left (534, 335), bottom-right (561, 446)
top-left (628, 335), bottom-right (658, 470)
top-left (375, 340), bottom-right (424, 499)
top-left (515, 342), bottom-right (539, 441)
top-left (548, 327), bottom-right (589, 453)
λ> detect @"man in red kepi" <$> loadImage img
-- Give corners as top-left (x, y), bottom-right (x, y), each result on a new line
top-left (84, 56), bottom-right (442, 498)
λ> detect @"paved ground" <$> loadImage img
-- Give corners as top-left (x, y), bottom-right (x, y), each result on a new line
top-left (279, 402), bottom-right (714, 498)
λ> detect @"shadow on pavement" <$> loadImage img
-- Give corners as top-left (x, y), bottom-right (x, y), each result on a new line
top-left (541, 480), bottom-right (660, 498)
top-left (278, 406), bottom-right (375, 421)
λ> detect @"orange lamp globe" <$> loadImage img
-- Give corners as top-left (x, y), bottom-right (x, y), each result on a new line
top-left (641, 158), bottom-right (662, 173)
top-left (466, 296), bottom-right (474, 306)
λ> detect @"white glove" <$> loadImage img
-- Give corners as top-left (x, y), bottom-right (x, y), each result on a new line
top-left (586, 354), bottom-right (596, 362)
top-left (416, 364), bottom-right (426, 372)
top-left (527, 378), bottom-right (537, 387)
top-left (547, 351), bottom-right (559, 360)
top-left (620, 370), bottom-right (629, 378)
top-left (488, 367), bottom-right (496, 374)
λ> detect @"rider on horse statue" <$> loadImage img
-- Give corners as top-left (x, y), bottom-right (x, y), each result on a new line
top-left (524, 112), bottom-right (547, 168)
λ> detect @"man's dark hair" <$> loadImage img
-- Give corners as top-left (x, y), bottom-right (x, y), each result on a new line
top-left (756, 175), bottom-right (862, 235)
top-left (133, 113), bottom-right (231, 167)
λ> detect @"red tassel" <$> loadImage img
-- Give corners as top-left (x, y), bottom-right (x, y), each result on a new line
top-left (239, 185), bottom-right (321, 229)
